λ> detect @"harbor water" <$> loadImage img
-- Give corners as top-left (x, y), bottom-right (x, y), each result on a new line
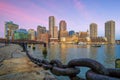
top-left (28, 44), bottom-right (120, 80)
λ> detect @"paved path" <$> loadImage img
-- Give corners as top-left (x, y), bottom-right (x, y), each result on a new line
top-left (0, 44), bottom-right (57, 80)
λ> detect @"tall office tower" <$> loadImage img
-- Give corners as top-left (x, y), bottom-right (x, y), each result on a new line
top-left (5, 21), bottom-right (19, 40)
top-left (59, 20), bottom-right (66, 31)
top-left (49, 16), bottom-right (55, 38)
top-left (90, 23), bottom-right (97, 38)
top-left (28, 29), bottom-right (35, 40)
top-left (105, 20), bottom-right (115, 44)
top-left (37, 25), bottom-right (46, 41)
top-left (54, 26), bottom-right (58, 38)
top-left (59, 20), bottom-right (68, 39)
top-left (37, 26), bottom-right (46, 34)
top-left (42, 27), bottom-right (46, 33)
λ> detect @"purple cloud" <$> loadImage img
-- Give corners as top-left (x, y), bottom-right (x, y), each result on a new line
top-left (0, 1), bottom-right (48, 24)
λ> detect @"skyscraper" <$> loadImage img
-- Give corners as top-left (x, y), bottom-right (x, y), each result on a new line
top-left (90, 23), bottom-right (97, 38)
top-left (37, 26), bottom-right (46, 34)
top-left (37, 25), bottom-right (46, 41)
top-left (59, 20), bottom-right (68, 40)
top-left (105, 20), bottom-right (115, 44)
top-left (54, 26), bottom-right (58, 38)
top-left (49, 16), bottom-right (55, 38)
top-left (59, 20), bottom-right (66, 31)
top-left (5, 21), bottom-right (19, 40)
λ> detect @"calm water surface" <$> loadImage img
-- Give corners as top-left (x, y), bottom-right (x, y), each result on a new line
top-left (28, 44), bottom-right (120, 80)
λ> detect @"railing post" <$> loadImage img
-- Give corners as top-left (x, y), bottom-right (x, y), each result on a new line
top-left (43, 43), bottom-right (47, 55)
top-left (115, 59), bottom-right (120, 68)
top-left (20, 43), bottom-right (27, 52)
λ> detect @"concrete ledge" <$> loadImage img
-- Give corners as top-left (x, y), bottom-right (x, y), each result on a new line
top-left (0, 57), bottom-right (56, 80)
top-left (0, 44), bottom-right (57, 80)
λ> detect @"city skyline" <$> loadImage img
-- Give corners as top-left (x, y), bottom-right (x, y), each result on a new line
top-left (0, 0), bottom-right (120, 39)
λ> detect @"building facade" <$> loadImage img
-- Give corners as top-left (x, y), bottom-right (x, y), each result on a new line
top-left (79, 31), bottom-right (89, 38)
top-left (90, 23), bottom-right (97, 38)
top-left (37, 25), bottom-right (46, 41)
top-left (78, 31), bottom-right (89, 43)
top-left (49, 26), bottom-right (58, 43)
top-left (59, 20), bottom-right (68, 40)
top-left (5, 21), bottom-right (19, 40)
top-left (39, 33), bottom-right (49, 43)
top-left (54, 26), bottom-right (58, 38)
top-left (49, 16), bottom-right (55, 38)
top-left (105, 20), bottom-right (115, 44)
top-left (28, 29), bottom-right (35, 40)
top-left (14, 29), bottom-right (28, 40)
top-left (90, 37), bottom-right (107, 44)
top-left (59, 20), bottom-right (66, 31)
top-left (69, 30), bottom-right (75, 36)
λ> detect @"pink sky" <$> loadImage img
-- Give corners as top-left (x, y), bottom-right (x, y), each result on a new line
top-left (0, 0), bottom-right (120, 39)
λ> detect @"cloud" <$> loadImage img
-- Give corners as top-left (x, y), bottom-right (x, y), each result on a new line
top-left (0, 2), bottom-right (47, 24)
top-left (73, 0), bottom-right (92, 21)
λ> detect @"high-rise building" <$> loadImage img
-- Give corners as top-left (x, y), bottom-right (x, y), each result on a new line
top-left (37, 25), bottom-right (46, 41)
top-left (35, 31), bottom-right (37, 40)
top-left (37, 26), bottom-right (46, 34)
top-left (42, 27), bottom-right (46, 33)
top-left (90, 23), bottom-right (97, 38)
top-left (59, 20), bottom-right (66, 31)
top-left (28, 29), bottom-right (35, 40)
top-left (59, 20), bottom-right (68, 40)
top-left (5, 21), bottom-right (19, 40)
top-left (54, 26), bottom-right (58, 38)
top-left (49, 16), bottom-right (55, 38)
top-left (105, 20), bottom-right (115, 44)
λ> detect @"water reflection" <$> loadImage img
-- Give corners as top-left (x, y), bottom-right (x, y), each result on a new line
top-left (42, 48), bottom-right (47, 59)
top-left (59, 44), bottom-right (67, 64)
top-left (28, 44), bottom-right (120, 68)
top-left (28, 44), bottom-right (120, 80)
top-left (89, 47), bottom-right (98, 60)
top-left (104, 45), bottom-right (115, 68)
top-left (43, 52), bottom-right (47, 59)
top-left (48, 44), bottom-right (61, 61)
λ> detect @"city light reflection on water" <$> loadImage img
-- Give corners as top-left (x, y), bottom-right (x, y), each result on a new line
top-left (29, 44), bottom-right (120, 80)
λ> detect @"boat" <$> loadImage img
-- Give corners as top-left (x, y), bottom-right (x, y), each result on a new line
top-left (91, 44), bottom-right (101, 47)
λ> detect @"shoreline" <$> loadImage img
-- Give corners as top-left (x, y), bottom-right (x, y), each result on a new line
top-left (0, 44), bottom-right (56, 80)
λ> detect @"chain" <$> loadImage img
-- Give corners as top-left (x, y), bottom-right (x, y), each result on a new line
top-left (22, 43), bottom-right (120, 80)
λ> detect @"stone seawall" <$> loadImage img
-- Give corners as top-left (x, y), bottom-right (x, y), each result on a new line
top-left (0, 44), bottom-right (56, 80)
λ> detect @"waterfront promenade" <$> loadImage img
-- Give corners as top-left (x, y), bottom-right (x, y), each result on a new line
top-left (0, 44), bottom-right (56, 80)
top-left (0, 43), bottom-right (120, 80)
